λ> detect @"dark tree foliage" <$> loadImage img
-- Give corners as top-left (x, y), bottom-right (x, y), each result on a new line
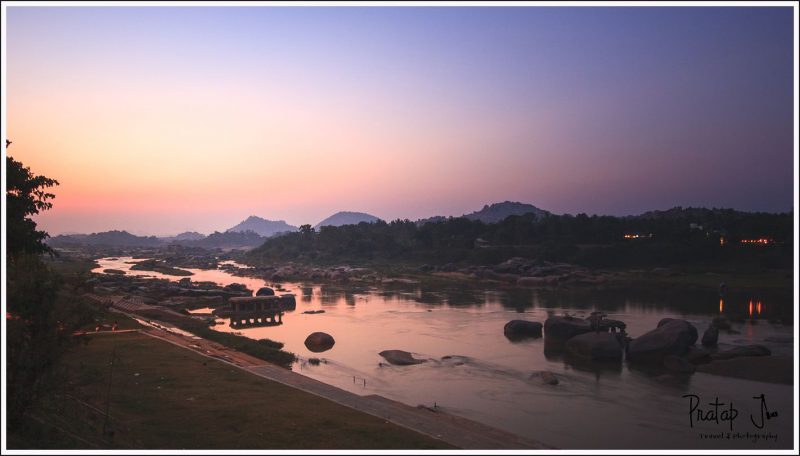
top-left (7, 155), bottom-right (59, 256)
top-left (5, 149), bottom-right (96, 432)
top-left (246, 208), bottom-right (793, 269)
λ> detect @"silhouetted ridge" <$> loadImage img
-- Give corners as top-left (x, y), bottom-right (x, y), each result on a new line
top-left (314, 211), bottom-right (382, 229)
top-left (226, 216), bottom-right (298, 237)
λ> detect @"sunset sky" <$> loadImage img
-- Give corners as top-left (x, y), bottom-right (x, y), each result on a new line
top-left (5, 6), bottom-right (795, 236)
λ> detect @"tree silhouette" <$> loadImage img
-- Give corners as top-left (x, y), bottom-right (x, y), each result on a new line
top-left (6, 142), bottom-right (59, 256)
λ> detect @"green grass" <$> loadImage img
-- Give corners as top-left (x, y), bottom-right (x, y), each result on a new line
top-left (10, 332), bottom-right (453, 450)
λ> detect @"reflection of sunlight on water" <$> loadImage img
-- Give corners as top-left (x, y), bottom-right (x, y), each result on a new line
top-left (91, 257), bottom-right (794, 449)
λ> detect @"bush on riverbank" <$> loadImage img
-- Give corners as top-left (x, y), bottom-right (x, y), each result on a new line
top-left (135, 309), bottom-right (296, 368)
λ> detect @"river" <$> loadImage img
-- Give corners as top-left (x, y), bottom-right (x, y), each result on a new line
top-left (92, 257), bottom-right (795, 449)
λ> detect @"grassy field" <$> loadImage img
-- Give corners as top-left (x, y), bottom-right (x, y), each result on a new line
top-left (9, 331), bottom-right (452, 450)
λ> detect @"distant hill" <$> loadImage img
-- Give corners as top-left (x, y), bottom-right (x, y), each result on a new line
top-left (464, 201), bottom-right (551, 223)
top-left (160, 231), bottom-right (206, 242)
top-left (226, 216), bottom-right (298, 237)
top-left (314, 211), bottom-right (382, 230)
top-left (47, 230), bottom-right (163, 248)
top-left (417, 201), bottom-right (551, 225)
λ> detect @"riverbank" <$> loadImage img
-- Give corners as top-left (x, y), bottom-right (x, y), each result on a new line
top-left (9, 329), bottom-right (455, 449)
top-left (231, 256), bottom-right (793, 294)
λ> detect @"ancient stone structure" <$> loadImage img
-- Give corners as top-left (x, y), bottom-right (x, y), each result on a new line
top-left (228, 296), bottom-right (285, 328)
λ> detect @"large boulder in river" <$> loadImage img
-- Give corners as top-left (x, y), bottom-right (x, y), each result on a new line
top-left (279, 294), bottom-right (296, 310)
top-left (684, 346), bottom-right (712, 364)
top-left (711, 316), bottom-right (731, 330)
top-left (544, 316), bottom-right (593, 341)
top-left (256, 287), bottom-right (275, 296)
top-left (504, 320), bottom-right (543, 340)
top-left (663, 355), bottom-right (696, 374)
top-left (710, 344), bottom-right (771, 360)
top-left (565, 332), bottom-right (623, 361)
top-left (701, 326), bottom-right (718, 347)
top-left (657, 318), bottom-right (698, 345)
top-left (589, 318), bottom-right (627, 333)
top-left (627, 319), bottom-right (698, 363)
top-left (379, 350), bottom-right (426, 366)
top-left (304, 332), bottom-right (335, 353)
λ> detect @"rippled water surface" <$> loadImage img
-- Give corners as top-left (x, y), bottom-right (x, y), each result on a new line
top-left (93, 257), bottom-right (795, 449)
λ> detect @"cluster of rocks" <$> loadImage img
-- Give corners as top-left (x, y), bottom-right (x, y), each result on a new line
top-left (88, 271), bottom-right (262, 313)
top-left (428, 257), bottom-right (619, 288)
top-left (229, 263), bottom-right (380, 283)
top-left (504, 312), bottom-right (778, 379)
top-left (140, 244), bottom-right (222, 270)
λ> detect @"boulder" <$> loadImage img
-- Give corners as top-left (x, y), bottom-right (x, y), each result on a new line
top-left (710, 344), bottom-right (771, 361)
top-left (565, 332), bottom-right (623, 361)
top-left (711, 316), bottom-right (731, 330)
top-left (663, 355), bottom-right (696, 374)
top-left (544, 316), bottom-right (593, 341)
top-left (531, 371), bottom-right (559, 385)
top-left (764, 336), bottom-right (792, 344)
top-left (595, 318), bottom-right (627, 333)
top-left (224, 283), bottom-right (249, 293)
top-left (701, 326), bottom-right (719, 347)
top-left (627, 319), bottom-right (698, 363)
top-left (279, 294), bottom-right (296, 310)
top-left (304, 332), bottom-right (335, 353)
top-left (684, 346), bottom-right (712, 364)
top-left (379, 350), bottom-right (426, 366)
top-left (503, 320), bottom-right (543, 339)
top-left (256, 287), bottom-right (275, 296)
top-left (657, 318), bottom-right (698, 345)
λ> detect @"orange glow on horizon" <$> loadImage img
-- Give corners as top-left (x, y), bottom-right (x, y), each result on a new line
top-left (748, 300), bottom-right (753, 317)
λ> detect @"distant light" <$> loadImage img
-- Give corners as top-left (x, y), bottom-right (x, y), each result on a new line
top-left (740, 238), bottom-right (771, 245)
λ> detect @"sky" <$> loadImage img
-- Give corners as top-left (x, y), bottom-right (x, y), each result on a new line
top-left (5, 6), bottom-right (795, 236)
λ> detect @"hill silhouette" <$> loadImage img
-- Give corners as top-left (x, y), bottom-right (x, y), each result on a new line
top-left (314, 211), bottom-right (381, 230)
top-left (226, 216), bottom-right (298, 237)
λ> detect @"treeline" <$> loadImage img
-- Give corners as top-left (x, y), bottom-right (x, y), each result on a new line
top-left (245, 208), bottom-right (793, 269)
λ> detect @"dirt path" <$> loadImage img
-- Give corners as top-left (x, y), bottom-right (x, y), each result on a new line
top-left (119, 314), bottom-right (552, 449)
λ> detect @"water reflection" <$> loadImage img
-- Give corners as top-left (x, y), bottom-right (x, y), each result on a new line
top-left (91, 257), bottom-right (794, 449)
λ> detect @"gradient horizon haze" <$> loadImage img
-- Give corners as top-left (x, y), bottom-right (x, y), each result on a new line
top-left (5, 6), bottom-right (795, 236)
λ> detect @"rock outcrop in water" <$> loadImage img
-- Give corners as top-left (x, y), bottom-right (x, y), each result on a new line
top-left (626, 319), bottom-right (698, 363)
top-left (503, 320), bottom-right (543, 340)
top-left (304, 332), bottom-right (335, 353)
top-left (256, 287), bottom-right (275, 296)
top-left (544, 316), bottom-right (593, 341)
top-left (663, 355), bottom-right (696, 373)
top-left (565, 332), bottom-right (623, 361)
top-left (379, 350), bottom-right (426, 366)
top-left (710, 344), bottom-right (771, 360)
top-left (701, 326), bottom-right (718, 346)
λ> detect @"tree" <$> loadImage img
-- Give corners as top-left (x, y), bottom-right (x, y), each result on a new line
top-left (5, 144), bottom-right (94, 433)
top-left (6, 151), bottom-right (59, 256)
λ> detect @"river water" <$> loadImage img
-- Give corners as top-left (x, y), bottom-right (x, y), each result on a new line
top-left (93, 257), bottom-right (795, 449)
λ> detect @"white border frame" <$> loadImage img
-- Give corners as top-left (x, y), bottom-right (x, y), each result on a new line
top-left (1, 1), bottom-right (798, 455)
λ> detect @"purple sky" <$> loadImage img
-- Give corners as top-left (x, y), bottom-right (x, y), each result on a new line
top-left (6, 6), bottom-right (795, 235)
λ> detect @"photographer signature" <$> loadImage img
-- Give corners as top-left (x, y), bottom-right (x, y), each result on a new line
top-left (683, 394), bottom-right (778, 430)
